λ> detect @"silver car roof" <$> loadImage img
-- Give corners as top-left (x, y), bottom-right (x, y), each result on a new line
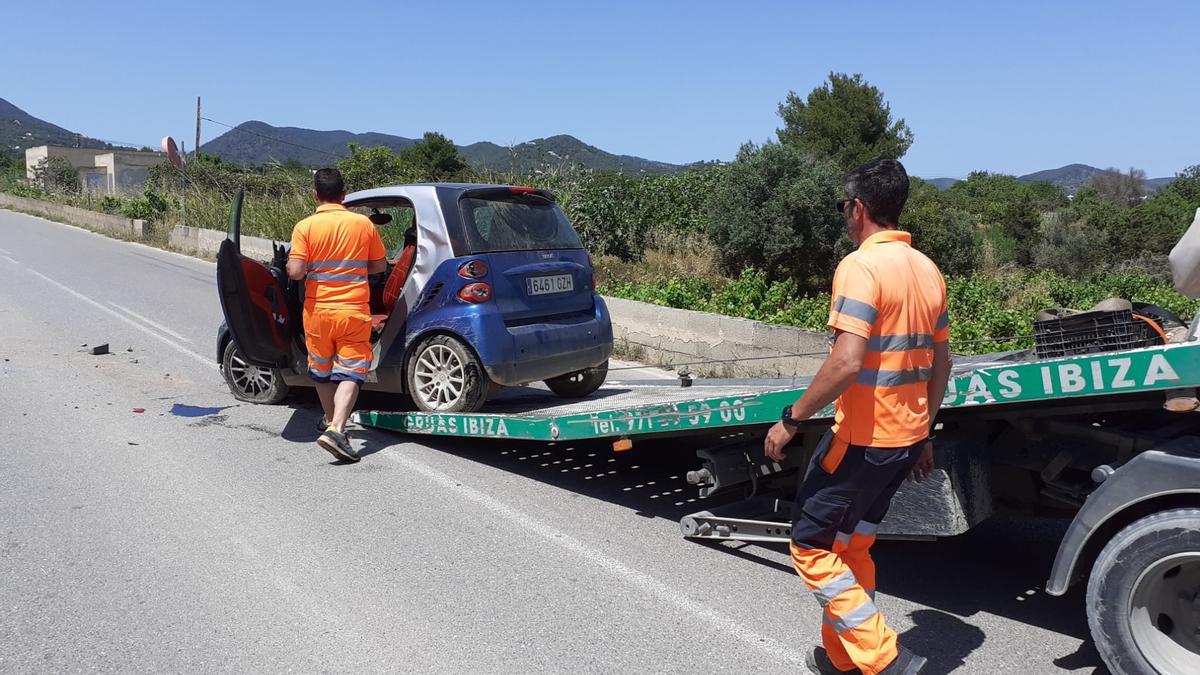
top-left (344, 183), bottom-right (527, 203)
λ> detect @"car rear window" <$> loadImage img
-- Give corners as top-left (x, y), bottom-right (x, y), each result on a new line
top-left (459, 195), bottom-right (583, 253)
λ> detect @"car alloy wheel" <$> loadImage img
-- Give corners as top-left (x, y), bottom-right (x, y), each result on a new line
top-left (221, 340), bottom-right (289, 404)
top-left (406, 335), bottom-right (489, 413)
top-left (413, 343), bottom-right (467, 411)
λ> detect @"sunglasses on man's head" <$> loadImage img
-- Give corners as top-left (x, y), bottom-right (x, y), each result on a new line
top-left (836, 198), bottom-right (856, 214)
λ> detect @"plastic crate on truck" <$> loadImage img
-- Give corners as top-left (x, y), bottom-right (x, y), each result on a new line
top-left (1033, 309), bottom-right (1152, 359)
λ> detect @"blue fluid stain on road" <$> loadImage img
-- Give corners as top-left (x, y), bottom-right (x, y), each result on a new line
top-left (170, 404), bottom-right (229, 418)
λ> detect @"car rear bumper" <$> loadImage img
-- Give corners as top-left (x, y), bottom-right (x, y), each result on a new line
top-left (483, 298), bottom-right (613, 386)
top-left (485, 342), bottom-right (612, 386)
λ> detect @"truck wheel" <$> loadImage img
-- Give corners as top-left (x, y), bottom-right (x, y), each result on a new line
top-left (407, 335), bottom-right (489, 413)
top-left (545, 361), bottom-right (608, 398)
top-left (1087, 508), bottom-right (1200, 675)
top-left (222, 340), bottom-right (289, 404)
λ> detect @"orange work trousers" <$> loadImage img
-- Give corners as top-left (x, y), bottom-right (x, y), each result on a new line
top-left (789, 432), bottom-right (923, 675)
top-left (302, 308), bottom-right (373, 384)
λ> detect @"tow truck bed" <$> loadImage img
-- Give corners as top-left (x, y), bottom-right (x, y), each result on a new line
top-left (354, 341), bottom-right (1200, 443)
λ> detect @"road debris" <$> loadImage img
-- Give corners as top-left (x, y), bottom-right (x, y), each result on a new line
top-left (132, 408), bottom-right (145, 413)
top-left (170, 404), bottom-right (228, 417)
top-left (88, 344), bottom-right (110, 356)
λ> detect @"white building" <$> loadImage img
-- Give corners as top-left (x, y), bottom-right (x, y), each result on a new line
top-left (25, 145), bottom-right (165, 195)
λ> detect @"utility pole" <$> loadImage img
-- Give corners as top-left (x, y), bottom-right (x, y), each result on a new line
top-left (180, 140), bottom-right (187, 227)
top-left (194, 96), bottom-right (201, 161)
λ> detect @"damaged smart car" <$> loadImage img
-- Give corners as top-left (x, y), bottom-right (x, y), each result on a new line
top-left (216, 184), bottom-right (613, 412)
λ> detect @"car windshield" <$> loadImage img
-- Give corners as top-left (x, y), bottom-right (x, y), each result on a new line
top-left (459, 195), bottom-right (583, 253)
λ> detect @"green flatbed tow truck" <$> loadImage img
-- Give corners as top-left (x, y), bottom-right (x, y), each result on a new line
top-left (354, 207), bottom-right (1200, 675)
top-left (356, 340), bottom-right (1200, 674)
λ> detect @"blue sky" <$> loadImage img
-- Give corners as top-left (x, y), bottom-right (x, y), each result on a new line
top-left (3, 1), bottom-right (1197, 178)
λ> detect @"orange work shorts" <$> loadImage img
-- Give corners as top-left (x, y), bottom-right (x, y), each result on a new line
top-left (302, 308), bottom-right (373, 384)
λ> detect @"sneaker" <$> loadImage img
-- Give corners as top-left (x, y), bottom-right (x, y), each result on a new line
top-left (806, 647), bottom-right (860, 674)
top-left (316, 415), bottom-right (329, 433)
top-left (317, 427), bottom-right (359, 462)
top-left (878, 646), bottom-right (927, 674)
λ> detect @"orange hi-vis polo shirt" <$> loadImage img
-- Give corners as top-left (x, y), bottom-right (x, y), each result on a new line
top-left (289, 203), bottom-right (386, 312)
top-left (827, 229), bottom-right (949, 448)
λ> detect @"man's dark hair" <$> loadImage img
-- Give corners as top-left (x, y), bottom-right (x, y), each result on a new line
top-left (844, 159), bottom-right (909, 227)
top-left (313, 168), bottom-right (345, 202)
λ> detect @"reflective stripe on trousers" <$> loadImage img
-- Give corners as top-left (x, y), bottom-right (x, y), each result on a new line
top-left (792, 543), bottom-right (898, 675)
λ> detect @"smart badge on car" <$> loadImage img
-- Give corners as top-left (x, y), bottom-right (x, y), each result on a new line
top-left (527, 274), bottom-right (574, 296)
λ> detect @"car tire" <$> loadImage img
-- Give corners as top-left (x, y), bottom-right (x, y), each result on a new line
top-left (1086, 508), bottom-right (1200, 675)
top-left (545, 361), bottom-right (608, 398)
top-left (407, 334), bottom-right (489, 413)
top-left (221, 340), bottom-right (290, 405)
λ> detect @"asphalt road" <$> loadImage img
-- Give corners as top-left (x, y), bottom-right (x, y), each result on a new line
top-left (0, 209), bottom-right (1107, 673)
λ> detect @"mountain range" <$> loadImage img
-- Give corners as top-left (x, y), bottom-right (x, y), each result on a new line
top-left (928, 163), bottom-right (1177, 194)
top-left (0, 97), bottom-right (117, 153)
top-left (0, 96), bottom-right (1185, 192)
top-left (198, 121), bottom-right (684, 175)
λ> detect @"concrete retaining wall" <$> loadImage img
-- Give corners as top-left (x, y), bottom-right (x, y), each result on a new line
top-left (168, 224), bottom-right (278, 261)
top-left (604, 296), bottom-right (829, 378)
top-left (0, 192), bottom-right (145, 237)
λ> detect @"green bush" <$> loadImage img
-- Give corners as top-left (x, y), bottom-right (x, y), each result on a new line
top-left (32, 156), bottom-right (79, 195)
top-left (705, 142), bottom-right (843, 290)
top-left (1033, 212), bottom-right (1107, 278)
top-left (120, 190), bottom-right (171, 222)
top-left (903, 179), bottom-right (978, 275)
top-left (602, 268), bottom-right (1200, 355)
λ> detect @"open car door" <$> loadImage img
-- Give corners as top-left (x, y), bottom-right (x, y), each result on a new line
top-left (216, 191), bottom-right (295, 368)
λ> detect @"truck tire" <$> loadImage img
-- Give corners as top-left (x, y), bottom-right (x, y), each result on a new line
top-left (1087, 508), bottom-right (1200, 675)
top-left (406, 334), bottom-right (489, 413)
top-left (545, 361), bottom-right (608, 398)
top-left (221, 340), bottom-right (289, 404)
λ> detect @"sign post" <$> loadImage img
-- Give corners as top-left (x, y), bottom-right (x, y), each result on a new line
top-left (161, 136), bottom-right (186, 227)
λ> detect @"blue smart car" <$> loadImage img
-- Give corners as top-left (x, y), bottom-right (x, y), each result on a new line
top-left (216, 184), bottom-right (613, 412)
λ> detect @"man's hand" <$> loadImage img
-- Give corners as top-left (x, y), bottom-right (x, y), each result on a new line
top-left (764, 421), bottom-right (797, 462)
top-left (909, 441), bottom-right (934, 482)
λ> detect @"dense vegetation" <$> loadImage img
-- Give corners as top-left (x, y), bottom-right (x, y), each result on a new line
top-left (4, 73), bottom-right (1199, 355)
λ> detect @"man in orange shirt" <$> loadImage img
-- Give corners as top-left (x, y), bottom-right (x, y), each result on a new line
top-left (764, 159), bottom-right (952, 675)
top-left (287, 168), bottom-right (387, 462)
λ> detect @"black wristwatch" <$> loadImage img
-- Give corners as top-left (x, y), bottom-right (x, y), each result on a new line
top-left (781, 406), bottom-right (803, 428)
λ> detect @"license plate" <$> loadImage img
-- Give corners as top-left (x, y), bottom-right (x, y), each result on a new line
top-left (526, 273), bottom-right (574, 296)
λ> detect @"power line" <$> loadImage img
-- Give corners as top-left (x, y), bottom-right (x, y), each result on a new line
top-left (200, 116), bottom-right (343, 159)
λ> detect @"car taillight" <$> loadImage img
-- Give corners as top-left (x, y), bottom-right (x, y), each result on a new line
top-left (587, 253), bottom-right (596, 289)
top-left (458, 282), bottom-right (492, 303)
top-left (510, 186), bottom-right (538, 195)
top-left (458, 260), bottom-right (489, 279)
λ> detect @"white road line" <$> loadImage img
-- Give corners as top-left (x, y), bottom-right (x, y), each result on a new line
top-left (108, 301), bottom-right (193, 342)
top-left (18, 266), bottom-right (215, 369)
top-left (2, 255), bottom-right (17, 264)
top-left (0, 246), bottom-right (12, 255)
top-left (383, 451), bottom-right (806, 665)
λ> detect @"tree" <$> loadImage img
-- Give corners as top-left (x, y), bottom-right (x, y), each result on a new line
top-left (336, 144), bottom-right (420, 193)
top-left (943, 172), bottom-right (1066, 224)
top-left (1033, 212), bottom-right (1107, 278)
top-left (705, 142), bottom-right (843, 289)
top-left (776, 72), bottom-right (913, 172)
top-left (1161, 164), bottom-right (1200, 205)
top-left (399, 132), bottom-right (472, 181)
top-left (902, 178), bottom-right (979, 275)
top-left (33, 156), bottom-right (79, 194)
top-left (1089, 167), bottom-right (1146, 206)
top-left (1005, 193), bottom-right (1042, 266)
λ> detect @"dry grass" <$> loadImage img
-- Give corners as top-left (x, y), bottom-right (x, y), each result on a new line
top-left (596, 228), bottom-right (724, 287)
